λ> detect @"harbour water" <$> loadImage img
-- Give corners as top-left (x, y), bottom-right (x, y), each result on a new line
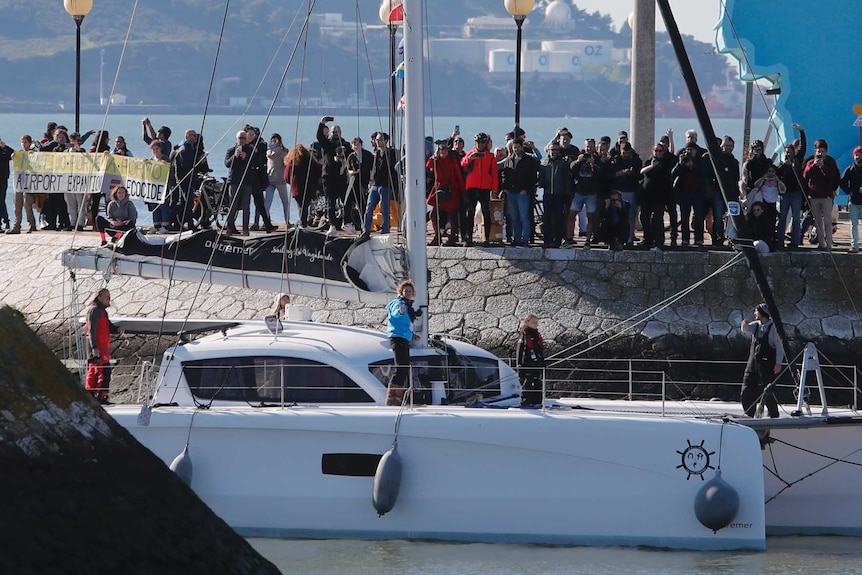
top-left (247, 537), bottom-right (862, 574)
top-left (2, 113), bottom-right (770, 224)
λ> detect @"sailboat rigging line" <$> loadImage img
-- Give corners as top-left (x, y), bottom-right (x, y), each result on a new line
top-left (807, 349), bottom-right (862, 397)
top-left (174, 0), bottom-right (230, 195)
top-left (137, 0), bottom-right (314, 401)
top-left (764, 438), bottom-right (862, 504)
top-left (162, 1), bottom-right (314, 348)
top-left (716, 1), bottom-right (862, 336)
top-left (656, 0), bottom-right (795, 387)
top-left (545, 252), bottom-right (746, 364)
top-left (65, 0), bottom-right (141, 248)
top-left (291, 1), bottom-right (312, 148)
top-left (350, 0), bottom-right (388, 140)
top-left (138, 0), bottom-right (232, 377)
top-left (249, 2), bottom-right (312, 144)
top-left (755, 350), bottom-right (809, 419)
top-left (354, 3), bottom-right (362, 138)
top-left (762, 446), bottom-right (791, 487)
top-left (714, 1), bottom-right (842, 292)
top-left (65, 270), bottom-right (87, 382)
top-left (354, 5), bottom-right (388, 137)
top-left (239, 0), bottom-right (320, 301)
top-left (423, 0), bottom-right (435, 139)
top-left (715, 0), bottom-right (789, 151)
top-left (201, 0), bottom-right (311, 232)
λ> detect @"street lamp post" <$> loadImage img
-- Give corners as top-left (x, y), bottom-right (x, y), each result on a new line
top-left (504, 0), bottom-right (535, 134)
top-left (379, 1), bottom-right (403, 141)
top-left (64, 0), bottom-right (94, 133)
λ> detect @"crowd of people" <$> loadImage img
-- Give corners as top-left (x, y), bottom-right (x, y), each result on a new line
top-left (3, 117), bottom-right (862, 252)
top-left (424, 123), bottom-right (862, 252)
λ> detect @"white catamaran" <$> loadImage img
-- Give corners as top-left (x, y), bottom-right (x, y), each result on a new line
top-left (59, 0), bottom-right (768, 550)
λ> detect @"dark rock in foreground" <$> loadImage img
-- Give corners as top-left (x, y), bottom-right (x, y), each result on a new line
top-left (0, 306), bottom-right (281, 575)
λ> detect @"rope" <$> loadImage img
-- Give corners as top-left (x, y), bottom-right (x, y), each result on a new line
top-left (546, 251), bottom-right (746, 363)
top-left (67, 0), bottom-right (141, 248)
top-left (763, 436), bottom-right (862, 504)
top-left (719, 0), bottom-right (862, 330)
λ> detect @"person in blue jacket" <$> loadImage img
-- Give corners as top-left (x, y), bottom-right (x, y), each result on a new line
top-left (386, 279), bottom-right (421, 405)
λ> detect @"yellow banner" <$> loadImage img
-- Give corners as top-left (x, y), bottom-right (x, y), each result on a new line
top-left (12, 151), bottom-right (171, 203)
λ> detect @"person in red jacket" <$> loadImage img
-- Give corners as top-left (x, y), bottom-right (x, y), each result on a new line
top-left (85, 288), bottom-right (125, 404)
top-left (426, 141), bottom-right (465, 246)
top-left (460, 132), bottom-right (500, 246)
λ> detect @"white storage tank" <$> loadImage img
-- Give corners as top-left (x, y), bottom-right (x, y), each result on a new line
top-left (548, 51), bottom-right (583, 74)
top-left (488, 49), bottom-right (516, 73)
top-left (522, 51), bottom-right (550, 73)
top-left (540, 39), bottom-right (613, 66)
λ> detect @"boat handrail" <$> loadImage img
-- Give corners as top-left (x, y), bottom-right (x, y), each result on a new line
top-left (222, 331), bottom-right (339, 353)
top-left (515, 353), bottom-right (860, 414)
top-left (114, 351), bottom-right (859, 414)
top-left (135, 360), bottom-right (156, 404)
top-left (124, 357), bottom-right (512, 408)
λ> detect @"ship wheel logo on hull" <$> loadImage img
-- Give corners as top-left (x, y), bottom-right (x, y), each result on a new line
top-left (676, 439), bottom-right (715, 480)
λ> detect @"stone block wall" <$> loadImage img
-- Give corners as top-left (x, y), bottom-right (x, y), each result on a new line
top-left (2, 234), bottom-right (861, 366)
top-left (416, 246), bottom-right (862, 362)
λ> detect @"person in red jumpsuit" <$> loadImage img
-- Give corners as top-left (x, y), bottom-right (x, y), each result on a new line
top-left (85, 288), bottom-right (124, 404)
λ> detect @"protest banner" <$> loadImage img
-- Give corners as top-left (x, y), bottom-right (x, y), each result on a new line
top-left (12, 152), bottom-right (170, 204)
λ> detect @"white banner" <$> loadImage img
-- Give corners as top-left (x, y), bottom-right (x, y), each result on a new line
top-left (12, 151), bottom-right (171, 203)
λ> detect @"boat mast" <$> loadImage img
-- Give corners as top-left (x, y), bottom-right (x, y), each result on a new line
top-left (403, 0), bottom-right (429, 343)
top-left (655, 0), bottom-right (791, 356)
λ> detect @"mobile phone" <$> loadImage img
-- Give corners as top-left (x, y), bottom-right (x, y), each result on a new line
top-left (455, 124), bottom-right (460, 132)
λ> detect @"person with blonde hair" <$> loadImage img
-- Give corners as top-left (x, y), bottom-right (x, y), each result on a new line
top-left (515, 313), bottom-right (545, 406)
top-left (273, 293), bottom-right (290, 320)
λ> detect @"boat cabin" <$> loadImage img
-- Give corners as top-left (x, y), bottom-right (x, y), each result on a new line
top-left (146, 320), bottom-right (521, 407)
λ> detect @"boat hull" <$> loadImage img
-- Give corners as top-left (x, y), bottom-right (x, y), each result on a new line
top-left (555, 398), bottom-right (862, 536)
top-left (109, 405), bottom-right (765, 550)
top-left (752, 418), bottom-right (862, 536)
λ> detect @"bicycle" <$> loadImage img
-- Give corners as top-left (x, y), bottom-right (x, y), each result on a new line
top-left (193, 173), bottom-right (229, 230)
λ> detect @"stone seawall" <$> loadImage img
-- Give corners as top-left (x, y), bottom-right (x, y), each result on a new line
top-left (2, 233), bottom-right (861, 365)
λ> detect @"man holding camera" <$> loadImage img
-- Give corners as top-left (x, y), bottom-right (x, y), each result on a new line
top-left (566, 141), bottom-right (602, 249)
top-left (671, 147), bottom-right (705, 246)
top-left (608, 142), bottom-right (642, 246)
top-left (361, 131), bottom-right (400, 240)
top-left (803, 139), bottom-right (841, 250)
top-left (596, 190), bottom-right (631, 251)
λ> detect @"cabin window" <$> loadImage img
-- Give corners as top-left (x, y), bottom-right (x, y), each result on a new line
top-left (367, 354), bottom-right (501, 403)
top-left (182, 357), bottom-right (374, 404)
